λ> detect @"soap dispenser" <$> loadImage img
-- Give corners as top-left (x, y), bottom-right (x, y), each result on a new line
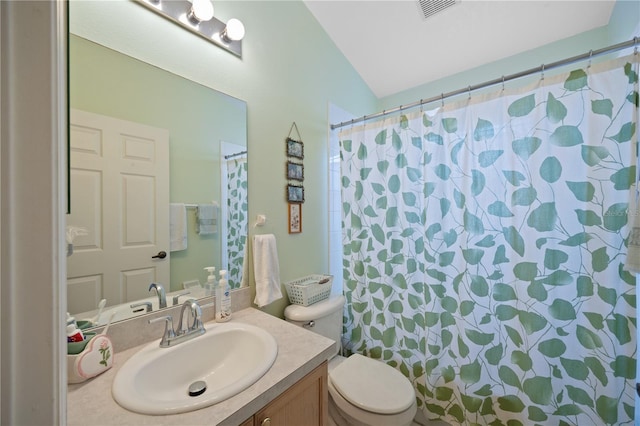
top-left (216, 269), bottom-right (231, 322)
top-left (204, 266), bottom-right (216, 296)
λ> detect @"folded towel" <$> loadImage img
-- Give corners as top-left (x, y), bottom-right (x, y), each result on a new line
top-left (253, 234), bottom-right (283, 307)
top-left (169, 203), bottom-right (188, 251)
top-left (624, 204), bottom-right (640, 273)
top-left (197, 203), bottom-right (218, 235)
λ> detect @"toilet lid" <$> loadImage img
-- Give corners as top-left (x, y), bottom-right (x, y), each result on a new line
top-left (329, 354), bottom-right (415, 414)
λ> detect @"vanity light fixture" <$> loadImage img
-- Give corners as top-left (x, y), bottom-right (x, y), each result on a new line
top-left (221, 18), bottom-right (245, 42)
top-left (188, 0), bottom-right (215, 23)
top-left (136, 0), bottom-right (245, 57)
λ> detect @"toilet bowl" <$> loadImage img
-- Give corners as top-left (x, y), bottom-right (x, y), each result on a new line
top-left (327, 354), bottom-right (417, 426)
top-left (284, 295), bottom-right (417, 426)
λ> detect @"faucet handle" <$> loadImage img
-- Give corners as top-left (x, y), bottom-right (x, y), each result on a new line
top-left (172, 291), bottom-right (191, 306)
top-left (148, 315), bottom-right (176, 347)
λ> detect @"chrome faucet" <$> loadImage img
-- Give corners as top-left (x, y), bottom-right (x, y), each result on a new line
top-left (176, 299), bottom-right (204, 336)
top-left (148, 282), bottom-right (167, 309)
top-left (148, 299), bottom-right (205, 348)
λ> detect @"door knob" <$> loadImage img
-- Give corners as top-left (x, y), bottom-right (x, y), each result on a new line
top-left (152, 251), bottom-right (167, 259)
top-left (260, 418), bottom-right (271, 426)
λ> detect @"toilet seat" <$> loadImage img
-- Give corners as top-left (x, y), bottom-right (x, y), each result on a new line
top-left (329, 354), bottom-right (415, 414)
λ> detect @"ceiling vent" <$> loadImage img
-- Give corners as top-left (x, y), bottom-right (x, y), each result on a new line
top-left (417, 0), bottom-right (460, 20)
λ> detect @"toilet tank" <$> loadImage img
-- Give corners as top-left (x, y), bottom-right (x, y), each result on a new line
top-left (284, 295), bottom-right (345, 358)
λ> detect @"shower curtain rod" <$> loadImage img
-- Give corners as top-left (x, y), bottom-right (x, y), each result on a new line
top-left (331, 37), bottom-right (638, 131)
top-left (224, 150), bottom-right (247, 159)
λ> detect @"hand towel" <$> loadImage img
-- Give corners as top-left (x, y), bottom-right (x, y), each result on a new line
top-left (197, 203), bottom-right (218, 235)
top-left (169, 203), bottom-right (187, 251)
top-left (253, 234), bottom-right (283, 307)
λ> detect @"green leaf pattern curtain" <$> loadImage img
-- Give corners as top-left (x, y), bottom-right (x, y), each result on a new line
top-left (339, 56), bottom-right (638, 425)
top-left (226, 157), bottom-right (247, 289)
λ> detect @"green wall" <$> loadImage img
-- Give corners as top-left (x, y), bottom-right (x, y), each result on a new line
top-left (69, 35), bottom-right (247, 293)
top-left (218, 1), bottom-right (379, 316)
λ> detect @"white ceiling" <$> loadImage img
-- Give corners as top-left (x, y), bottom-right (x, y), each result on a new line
top-left (304, 0), bottom-right (616, 98)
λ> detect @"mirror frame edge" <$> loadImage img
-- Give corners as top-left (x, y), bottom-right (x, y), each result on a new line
top-left (0, 0), bottom-right (68, 423)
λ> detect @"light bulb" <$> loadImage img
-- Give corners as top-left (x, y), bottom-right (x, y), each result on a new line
top-left (222, 18), bottom-right (245, 42)
top-left (190, 0), bottom-right (214, 22)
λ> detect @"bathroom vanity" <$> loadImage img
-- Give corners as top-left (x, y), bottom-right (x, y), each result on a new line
top-left (67, 306), bottom-right (334, 425)
top-left (243, 362), bottom-right (327, 426)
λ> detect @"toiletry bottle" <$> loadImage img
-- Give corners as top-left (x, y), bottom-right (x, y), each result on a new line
top-left (66, 312), bottom-right (77, 327)
top-left (204, 266), bottom-right (216, 296)
top-left (66, 324), bottom-right (84, 343)
top-left (216, 269), bottom-right (231, 322)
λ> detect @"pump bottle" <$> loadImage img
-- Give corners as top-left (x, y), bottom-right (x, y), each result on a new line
top-left (204, 266), bottom-right (216, 296)
top-left (216, 269), bottom-right (231, 322)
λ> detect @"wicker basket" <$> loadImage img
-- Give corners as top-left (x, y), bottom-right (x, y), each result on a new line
top-left (285, 275), bottom-right (333, 306)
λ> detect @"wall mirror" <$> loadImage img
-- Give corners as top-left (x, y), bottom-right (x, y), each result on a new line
top-left (67, 1), bottom-right (248, 327)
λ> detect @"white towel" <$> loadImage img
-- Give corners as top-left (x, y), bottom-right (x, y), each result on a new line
top-left (169, 203), bottom-right (187, 251)
top-left (197, 203), bottom-right (218, 235)
top-left (253, 234), bottom-right (283, 307)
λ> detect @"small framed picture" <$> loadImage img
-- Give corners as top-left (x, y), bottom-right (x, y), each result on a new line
top-left (286, 138), bottom-right (304, 159)
top-left (286, 184), bottom-right (305, 203)
top-left (286, 161), bottom-right (304, 181)
top-left (288, 203), bottom-right (302, 234)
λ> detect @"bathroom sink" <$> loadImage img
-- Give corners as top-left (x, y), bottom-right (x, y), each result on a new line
top-left (112, 322), bottom-right (278, 415)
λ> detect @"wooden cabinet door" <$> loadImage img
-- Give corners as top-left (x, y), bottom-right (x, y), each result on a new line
top-left (239, 417), bottom-right (254, 426)
top-left (255, 362), bottom-right (328, 426)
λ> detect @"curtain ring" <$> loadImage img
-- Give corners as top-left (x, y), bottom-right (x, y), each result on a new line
top-left (441, 93), bottom-right (444, 107)
top-left (541, 64), bottom-right (545, 81)
top-left (501, 76), bottom-right (505, 92)
top-left (588, 49), bottom-right (593, 69)
top-left (468, 85), bottom-right (471, 100)
top-left (634, 36), bottom-right (638, 55)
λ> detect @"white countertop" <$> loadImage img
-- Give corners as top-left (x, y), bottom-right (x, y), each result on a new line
top-left (67, 308), bottom-right (334, 425)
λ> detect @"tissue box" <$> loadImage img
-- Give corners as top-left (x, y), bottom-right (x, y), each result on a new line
top-left (67, 334), bottom-right (114, 384)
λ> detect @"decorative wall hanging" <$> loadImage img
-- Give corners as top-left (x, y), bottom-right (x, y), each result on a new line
top-left (285, 121), bottom-right (305, 208)
top-left (288, 203), bottom-right (302, 234)
top-left (286, 122), bottom-right (304, 159)
top-left (286, 184), bottom-right (304, 203)
top-left (286, 138), bottom-right (304, 159)
top-left (286, 161), bottom-right (304, 181)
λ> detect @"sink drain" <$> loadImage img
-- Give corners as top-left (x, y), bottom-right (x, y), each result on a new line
top-left (188, 380), bottom-right (207, 397)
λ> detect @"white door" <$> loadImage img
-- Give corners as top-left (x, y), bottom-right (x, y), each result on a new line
top-left (67, 109), bottom-right (170, 314)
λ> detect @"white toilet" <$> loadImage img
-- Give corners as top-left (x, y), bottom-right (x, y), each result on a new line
top-left (285, 295), bottom-right (417, 426)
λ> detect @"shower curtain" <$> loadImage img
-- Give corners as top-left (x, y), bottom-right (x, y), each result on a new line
top-left (340, 55), bottom-right (638, 425)
top-left (226, 156), bottom-right (248, 289)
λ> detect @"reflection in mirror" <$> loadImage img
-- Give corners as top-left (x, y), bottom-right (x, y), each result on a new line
top-left (67, 34), bottom-right (248, 328)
